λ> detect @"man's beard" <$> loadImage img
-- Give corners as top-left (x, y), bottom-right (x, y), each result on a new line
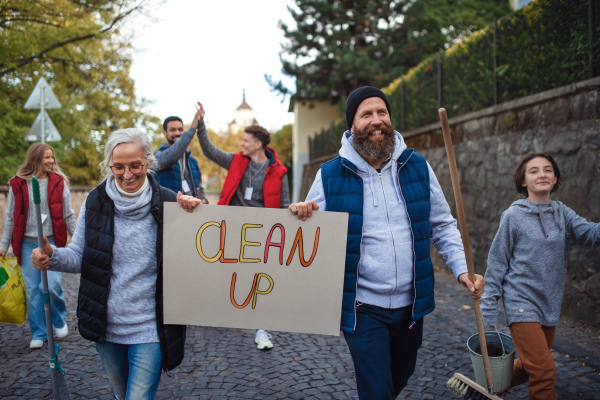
top-left (166, 135), bottom-right (180, 146)
top-left (352, 123), bottom-right (396, 160)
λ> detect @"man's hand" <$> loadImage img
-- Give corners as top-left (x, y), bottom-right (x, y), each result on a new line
top-left (289, 200), bottom-right (319, 221)
top-left (177, 191), bottom-right (203, 213)
top-left (458, 272), bottom-right (485, 299)
top-left (0, 250), bottom-right (6, 260)
top-left (191, 102), bottom-right (205, 129)
top-left (32, 235), bottom-right (53, 271)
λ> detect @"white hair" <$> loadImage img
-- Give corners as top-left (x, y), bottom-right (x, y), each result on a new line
top-left (99, 128), bottom-right (159, 181)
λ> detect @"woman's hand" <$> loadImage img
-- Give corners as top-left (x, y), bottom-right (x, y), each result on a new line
top-left (177, 191), bottom-right (203, 213)
top-left (0, 250), bottom-right (6, 260)
top-left (32, 235), bottom-right (53, 271)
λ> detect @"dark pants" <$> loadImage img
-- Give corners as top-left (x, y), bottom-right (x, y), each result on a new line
top-left (343, 303), bottom-right (424, 400)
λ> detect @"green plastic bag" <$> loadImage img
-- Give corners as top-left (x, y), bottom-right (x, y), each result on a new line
top-left (0, 257), bottom-right (27, 325)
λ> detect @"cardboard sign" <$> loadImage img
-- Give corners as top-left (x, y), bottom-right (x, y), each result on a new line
top-left (163, 203), bottom-right (349, 336)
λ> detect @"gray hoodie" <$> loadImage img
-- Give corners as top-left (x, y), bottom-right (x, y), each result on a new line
top-left (306, 130), bottom-right (468, 309)
top-left (481, 199), bottom-right (600, 327)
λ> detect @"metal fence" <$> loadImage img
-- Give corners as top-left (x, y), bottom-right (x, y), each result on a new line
top-left (309, 0), bottom-right (599, 161)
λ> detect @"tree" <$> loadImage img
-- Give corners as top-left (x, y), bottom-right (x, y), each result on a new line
top-left (0, 0), bottom-right (160, 185)
top-left (270, 124), bottom-right (292, 166)
top-left (267, 0), bottom-right (511, 102)
top-left (270, 123), bottom-right (293, 194)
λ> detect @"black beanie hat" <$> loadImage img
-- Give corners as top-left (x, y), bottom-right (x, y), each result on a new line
top-left (345, 86), bottom-right (391, 130)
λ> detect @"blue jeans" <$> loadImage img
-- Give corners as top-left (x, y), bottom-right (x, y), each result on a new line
top-left (96, 342), bottom-right (162, 400)
top-left (20, 239), bottom-right (67, 341)
top-left (343, 303), bottom-right (424, 400)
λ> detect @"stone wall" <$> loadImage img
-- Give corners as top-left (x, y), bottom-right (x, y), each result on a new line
top-left (300, 77), bottom-right (600, 327)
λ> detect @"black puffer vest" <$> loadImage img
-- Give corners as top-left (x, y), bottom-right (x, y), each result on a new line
top-left (77, 174), bottom-right (186, 371)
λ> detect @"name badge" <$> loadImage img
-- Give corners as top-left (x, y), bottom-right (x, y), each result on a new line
top-left (182, 180), bottom-right (191, 194)
top-left (244, 187), bottom-right (253, 200)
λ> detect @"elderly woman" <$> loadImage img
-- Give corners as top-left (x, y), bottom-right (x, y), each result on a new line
top-left (32, 128), bottom-right (196, 399)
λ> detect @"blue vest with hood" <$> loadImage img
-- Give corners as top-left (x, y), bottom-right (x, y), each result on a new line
top-left (154, 147), bottom-right (202, 197)
top-left (320, 148), bottom-right (434, 334)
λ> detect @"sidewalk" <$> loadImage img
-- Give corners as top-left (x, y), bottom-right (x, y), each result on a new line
top-left (1, 270), bottom-right (599, 399)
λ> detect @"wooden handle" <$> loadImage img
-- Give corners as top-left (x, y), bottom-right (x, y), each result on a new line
top-left (439, 108), bottom-right (494, 392)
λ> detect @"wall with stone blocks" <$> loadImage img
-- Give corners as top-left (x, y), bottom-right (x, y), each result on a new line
top-left (300, 77), bottom-right (600, 327)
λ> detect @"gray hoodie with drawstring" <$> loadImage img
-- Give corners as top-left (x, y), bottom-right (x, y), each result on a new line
top-left (481, 199), bottom-right (600, 327)
top-left (306, 130), bottom-right (468, 310)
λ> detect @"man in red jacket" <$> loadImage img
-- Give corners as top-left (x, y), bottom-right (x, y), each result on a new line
top-left (198, 125), bottom-right (290, 209)
top-left (197, 123), bottom-right (290, 349)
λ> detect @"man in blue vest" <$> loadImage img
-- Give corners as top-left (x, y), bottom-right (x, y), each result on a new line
top-left (289, 86), bottom-right (485, 399)
top-left (154, 102), bottom-right (208, 203)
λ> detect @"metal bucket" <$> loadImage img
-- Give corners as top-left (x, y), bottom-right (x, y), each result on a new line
top-left (467, 331), bottom-right (515, 393)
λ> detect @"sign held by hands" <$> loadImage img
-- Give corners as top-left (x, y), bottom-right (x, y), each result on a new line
top-left (163, 204), bottom-right (349, 336)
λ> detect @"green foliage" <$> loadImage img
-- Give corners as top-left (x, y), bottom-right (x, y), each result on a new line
top-left (270, 0), bottom-right (511, 102)
top-left (309, 0), bottom-right (599, 159)
top-left (270, 124), bottom-right (292, 165)
top-left (0, 0), bottom-right (160, 185)
top-left (308, 120), bottom-right (345, 160)
top-left (270, 123), bottom-right (293, 193)
top-left (391, 0), bottom-right (600, 130)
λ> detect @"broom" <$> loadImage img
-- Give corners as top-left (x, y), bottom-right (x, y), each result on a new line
top-left (438, 109), bottom-right (503, 400)
top-left (32, 176), bottom-right (70, 400)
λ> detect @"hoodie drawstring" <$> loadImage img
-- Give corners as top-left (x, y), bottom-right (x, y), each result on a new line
top-left (392, 163), bottom-right (402, 204)
top-left (368, 168), bottom-right (378, 207)
top-left (537, 202), bottom-right (564, 237)
top-left (537, 203), bottom-right (549, 237)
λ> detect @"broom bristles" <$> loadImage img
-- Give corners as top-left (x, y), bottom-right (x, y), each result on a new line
top-left (446, 373), bottom-right (503, 400)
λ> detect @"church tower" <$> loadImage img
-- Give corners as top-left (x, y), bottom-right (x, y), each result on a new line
top-left (229, 89), bottom-right (259, 134)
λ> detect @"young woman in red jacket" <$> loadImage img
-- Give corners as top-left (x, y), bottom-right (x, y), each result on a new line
top-left (0, 143), bottom-right (76, 348)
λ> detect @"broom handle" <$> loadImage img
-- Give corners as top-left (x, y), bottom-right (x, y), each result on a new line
top-left (438, 109), bottom-right (494, 392)
top-left (32, 176), bottom-right (60, 399)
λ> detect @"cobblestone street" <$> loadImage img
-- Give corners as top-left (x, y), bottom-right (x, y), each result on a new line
top-left (1, 270), bottom-right (599, 399)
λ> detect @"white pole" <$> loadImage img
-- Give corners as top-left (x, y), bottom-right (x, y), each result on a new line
top-left (40, 83), bottom-right (45, 144)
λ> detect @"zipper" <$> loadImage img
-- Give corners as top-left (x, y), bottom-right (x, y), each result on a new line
top-left (396, 152), bottom-right (419, 329)
top-left (185, 155), bottom-right (196, 196)
top-left (378, 171), bottom-right (398, 308)
top-left (341, 159), bottom-right (365, 333)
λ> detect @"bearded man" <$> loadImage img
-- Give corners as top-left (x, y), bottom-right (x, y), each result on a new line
top-left (289, 86), bottom-right (485, 400)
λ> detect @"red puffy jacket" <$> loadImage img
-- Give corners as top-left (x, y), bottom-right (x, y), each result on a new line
top-left (9, 172), bottom-right (67, 265)
top-left (218, 147), bottom-right (287, 209)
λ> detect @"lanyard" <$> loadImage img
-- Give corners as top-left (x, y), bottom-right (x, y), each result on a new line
top-left (248, 160), bottom-right (268, 188)
top-left (179, 157), bottom-right (187, 181)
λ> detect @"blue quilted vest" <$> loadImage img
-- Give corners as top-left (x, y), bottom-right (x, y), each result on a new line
top-left (155, 148), bottom-right (202, 197)
top-left (321, 148), bottom-right (435, 334)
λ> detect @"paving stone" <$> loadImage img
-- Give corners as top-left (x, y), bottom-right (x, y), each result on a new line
top-left (2, 271), bottom-right (599, 399)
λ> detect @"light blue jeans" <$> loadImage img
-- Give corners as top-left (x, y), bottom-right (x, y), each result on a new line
top-left (20, 239), bottom-right (67, 341)
top-left (95, 341), bottom-right (162, 400)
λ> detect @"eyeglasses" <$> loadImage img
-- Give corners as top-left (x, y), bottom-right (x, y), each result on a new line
top-left (109, 163), bottom-right (146, 175)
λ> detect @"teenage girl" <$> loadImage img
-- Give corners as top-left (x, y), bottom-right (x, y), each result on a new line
top-left (0, 143), bottom-right (76, 348)
top-left (481, 152), bottom-right (599, 400)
